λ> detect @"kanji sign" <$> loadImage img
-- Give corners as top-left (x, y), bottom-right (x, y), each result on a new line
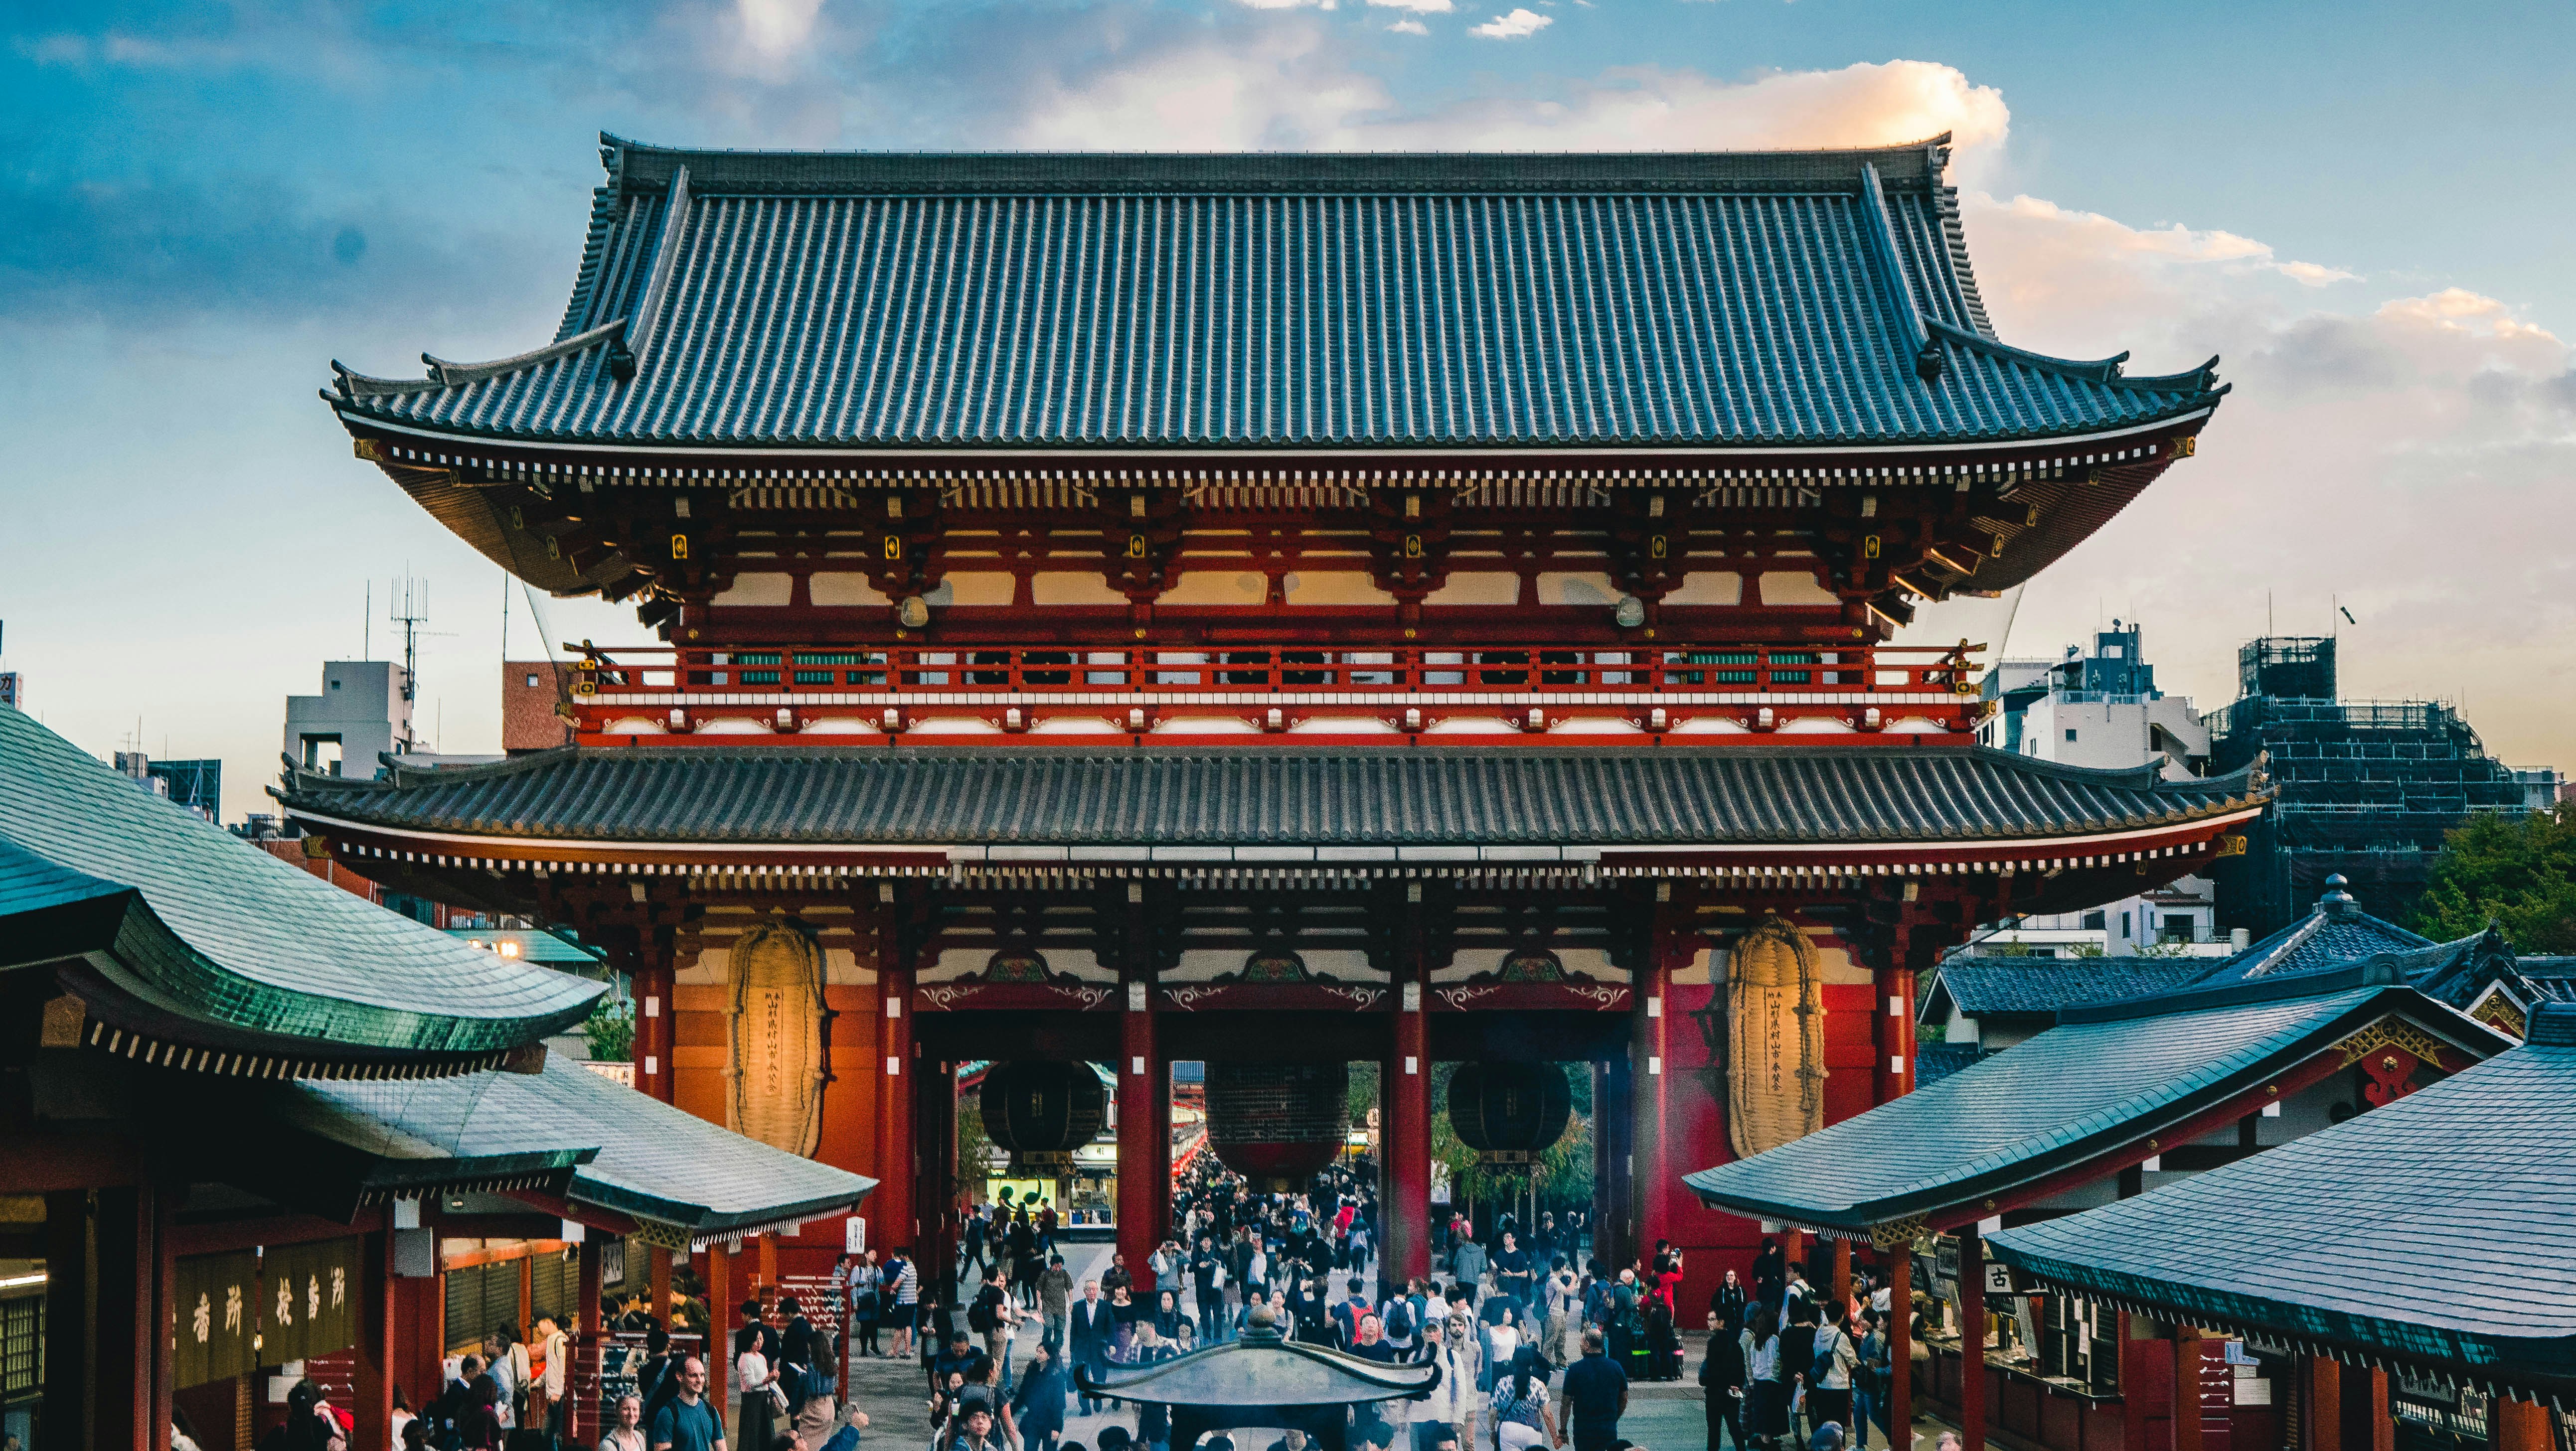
top-left (173, 1251), bottom-right (258, 1389)
top-left (262, 1237), bottom-right (361, 1364)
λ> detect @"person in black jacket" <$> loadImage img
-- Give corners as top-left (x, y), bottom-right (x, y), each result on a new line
top-left (1712, 1269), bottom-right (1750, 1327)
top-left (1070, 1280), bottom-right (1117, 1414)
top-left (1752, 1242), bottom-right (1787, 1318)
top-left (1702, 1307), bottom-right (1750, 1451)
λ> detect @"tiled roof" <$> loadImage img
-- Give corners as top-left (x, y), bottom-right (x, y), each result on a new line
top-left (2191, 893), bottom-right (2433, 985)
top-left (326, 138), bottom-right (2222, 453)
top-left (0, 707), bottom-right (602, 1056)
top-left (1931, 957), bottom-right (2207, 1016)
top-left (1681, 966), bottom-right (2509, 1230)
top-left (298, 1051), bottom-right (875, 1240)
top-left (281, 745), bottom-right (2259, 847)
top-left (1913, 1041), bottom-right (1987, 1088)
top-left (1987, 1004), bottom-right (2576, 1394)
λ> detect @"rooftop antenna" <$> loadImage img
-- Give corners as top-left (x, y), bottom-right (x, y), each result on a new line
top-left (386, 574), bottom-right (452, 704)
top-left (364, 580), bottom-right (371, 661)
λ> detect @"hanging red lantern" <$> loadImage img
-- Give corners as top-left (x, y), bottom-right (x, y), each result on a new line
top-left (1206, 1061), bottom-right (1350, 1187)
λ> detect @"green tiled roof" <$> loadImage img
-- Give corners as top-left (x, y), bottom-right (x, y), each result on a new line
top-left (282, 745), bottom-right (2259, 847)
top-left (1988, 1004), bottom-right (2576, 1394)
top-left (298, 1051), bottom-right (876, 1241)
top-left (326, 138), bottom-right (2222, 454)
top-left (0, 707), bottom-right (602, 1057)
top-left (1681, 966), bottom-right (2509, 1232)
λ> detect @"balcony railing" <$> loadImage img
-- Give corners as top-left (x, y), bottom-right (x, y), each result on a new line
top-left (559, 641), bottom-right (1987, 739)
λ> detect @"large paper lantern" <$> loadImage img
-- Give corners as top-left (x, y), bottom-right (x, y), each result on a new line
top-left (1207, 1061), bottom-right (1349, 1187)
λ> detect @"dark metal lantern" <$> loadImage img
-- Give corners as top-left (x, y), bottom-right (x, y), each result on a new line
top-left (978, 1061), bottom-right (1108, 1168)
top-left (1447, 1061), bottom-right (1572, 1163)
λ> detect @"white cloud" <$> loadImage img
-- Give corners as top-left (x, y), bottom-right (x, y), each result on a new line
top-left (735, 0), bottom-right (824, 57)
top-left (1008, 25), bottom-right (1393, 150)
top-left (1388, 18), bottom-right (1431, 33)
top-left (1368, 0), bottom-right (1454, 10)
top-left (1469, 8), bottom-right (1552, 37)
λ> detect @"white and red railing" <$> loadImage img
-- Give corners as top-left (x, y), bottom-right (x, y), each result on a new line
top-left (559, 641), bottom-right (1987, 741)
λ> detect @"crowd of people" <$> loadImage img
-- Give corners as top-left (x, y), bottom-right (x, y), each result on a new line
top-left (340, 1170), bottom-right (1917, 1451)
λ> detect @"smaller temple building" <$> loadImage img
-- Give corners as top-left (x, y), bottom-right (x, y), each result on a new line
top-left (1990, 1001), bottom-right (2576, 1451)
top-left (1683, 956), bottom-right (2514, 1451)
top-left (0, 705), bottom-right (872, 1451)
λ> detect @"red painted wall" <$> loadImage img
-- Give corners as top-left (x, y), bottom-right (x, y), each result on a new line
top-left (1657, 920), bottom-right (1889, 1316)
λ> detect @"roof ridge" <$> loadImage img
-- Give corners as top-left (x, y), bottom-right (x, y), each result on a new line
top-left (332, 320), bottom-right (627, 401)
top-left (596, 134), bottom-right (1967, 198)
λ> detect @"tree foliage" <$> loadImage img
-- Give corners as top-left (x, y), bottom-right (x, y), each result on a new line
top-left (2413, 803), bottom-right (2576, 953)
top-left (580, 994), bottom-right (635, 1062)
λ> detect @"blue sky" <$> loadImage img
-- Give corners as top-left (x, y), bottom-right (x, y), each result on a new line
top-left (4, 0), bottom-right (2572, 823)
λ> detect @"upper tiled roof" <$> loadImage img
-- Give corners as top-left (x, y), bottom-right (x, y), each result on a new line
top-left (1988, 1004), bottom-right (2576, 1394)
top-left (281, 745), bottom-right (2258, 847)
top-left (298, 1051), bottom-right (876, 1241)
top-left (0, 707), bottom-right (602, 1058)
top-left (1913, 1041), bottom-right (1987, 1088)
top-left (1930, 957), bottom-right (2207, 1016)
top-left (326, 137), bottom-right (2222, 454)
top-left (1682, 966), bottom-right (2510, 1231)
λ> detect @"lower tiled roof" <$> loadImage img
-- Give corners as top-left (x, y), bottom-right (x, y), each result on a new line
top-left (0, 707), bottom-right (601, 1057)
top-left (1683, 968), bottom-right (2509, 1231)
top-left (281, 745), bottom-right (2258, 847)
top-left (297, 1051), bottom-right (875, 1240)
top-left (1932, 958), bottom-right (2207, 1016)
top-left (1988, 1007), bottom-right (2576, 1394)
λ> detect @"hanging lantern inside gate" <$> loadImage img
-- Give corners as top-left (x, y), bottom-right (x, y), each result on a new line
top-left (1447, 1061), bottom-right (1573, 1170)
top-left (978, 1061), bottom-right (1109, 1172)
top-left (1206, 1061), bottom-right (1350, 1188)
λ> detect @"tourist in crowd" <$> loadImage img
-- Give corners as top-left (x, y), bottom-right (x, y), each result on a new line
top-left (1450, 1231), bottom-right (1488, 1305)
top-left (1072, 1279), bottom-right (1116, 1413)
top-left (1712, 1270), bottom-right (1749, 1326)
top-left (737, 1323), bottom-right (784, 1451)
top-left (1745, 1308), bottom-right (1787, 1451)
top-left (1702, 1308), bottom-right (1749, 1451)
top-left (889, 1253), bottom-right (921, 1360)
top-left (949, 1402), bottom-right (1003, 1451)
top-left (1752, 1242), bottom-right (1787, 1318)
top-left (1039, 1254), bottom-right (1077, 1353)
top-left (849, 1250), bottom-right (887, 1358)
top-left (602, 1393), bottom-right (649, 1451)
top-left (1557, 1330), bottom-right (1627, 1451)
top-left (1416, 1318), bottom-right (1477, 1451)
top-left (1012, 1339), bottom-right (1069, 1451)
top-left (648, 1358), bottom-right (725, 1451)
top-left (1492, 1233), bottom-right (1534, 1317)
top-left (1492, 1346), bottom-right (1557, 1451)
top-left (1803, 1305), bottom-right (1859, 1449)
top-left (1777, 1301), bottom-right (1819, 1446)
top-left (1851, 1309), bottom-right (1889, 1451)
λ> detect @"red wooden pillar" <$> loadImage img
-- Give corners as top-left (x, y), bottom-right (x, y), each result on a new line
top-left (1884, 1246), bottom-right (1913, 1451)
top-left (1957, 1227), bottom-right (1987, 1451)
top-left (2493, 1396), bottom-right (2553, 1451)
top-left (649, 1248), bottom-right (674, 1336)
top-left (2170, 1326), bottom-right (2204, 1451)
top-left (2303, 1357), bottom-right (2342, 1451)
top-left (354, 1227), bottom-right (395, 1451)
top-left (1118, 979), bottom-right (1161, 1275)
top-left (874, 887), bottom-right (919, 1255)
top-left (707, 1243), bottom-right (734, 1371)
top-left (1631, 937), bottom-right (1673, 1265)
top-left (1830, 1237), bottom-right (1853, 1309)
top-left (1384, 965), bottom-right (1432, 1291)
top-left (637, 944), bottom-right (678, 1105)
top-left (572, 1238), bottom-right (604, 1442)
top-left (93, 1186), bottom-right (153, 1451)
top-left (1877, 966), bottom-right (1917, 1106)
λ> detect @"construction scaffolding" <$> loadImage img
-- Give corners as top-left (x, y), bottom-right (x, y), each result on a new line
top-left (2208, 638), bottom-right (2529, 935)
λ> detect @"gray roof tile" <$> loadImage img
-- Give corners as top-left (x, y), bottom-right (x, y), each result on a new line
top-left (283, 745), bottom-right (2257, 847)
top-left (1932, 958), bottom-right (2206, 1016)
top-left (297, 1051), bottom-right (875, 1239)
top-left (1683, 970), bottom-right (2507, 1229)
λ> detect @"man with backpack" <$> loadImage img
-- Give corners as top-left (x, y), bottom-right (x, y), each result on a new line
top-left (1803, 1305), bottom-right (1859, 1448)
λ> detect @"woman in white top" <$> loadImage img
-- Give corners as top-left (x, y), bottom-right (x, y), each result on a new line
top-left (1485, 1305), bottom-right (1521, 1389)
top-left (600, 1394), bottom-right (648, 1451)
top-left (738, 1344), bottom-right (781, 1450)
